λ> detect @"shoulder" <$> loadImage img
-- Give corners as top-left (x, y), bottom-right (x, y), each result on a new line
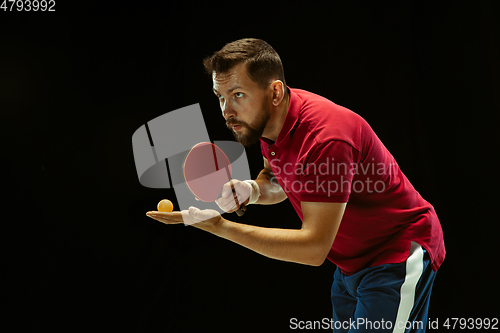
top-left (291, 88), bottom-right (368, 151)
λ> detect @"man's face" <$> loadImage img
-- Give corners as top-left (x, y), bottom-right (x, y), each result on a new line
top-left (212, 63), bottom-right (271, 146)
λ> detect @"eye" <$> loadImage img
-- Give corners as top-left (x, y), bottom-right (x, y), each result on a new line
top-left (235, 92), bottom-right (244, 98)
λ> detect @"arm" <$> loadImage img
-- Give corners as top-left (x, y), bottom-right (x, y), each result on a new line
top-left (147, 201), bottom-right (346, 266)
top-left (207, 201), bottom-right (345, 266)
top-left (253, 157), bottom-right (287, 205)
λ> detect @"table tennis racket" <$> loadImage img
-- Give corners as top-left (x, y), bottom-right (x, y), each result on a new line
top-left (183, 142), bottom-right (246, 216)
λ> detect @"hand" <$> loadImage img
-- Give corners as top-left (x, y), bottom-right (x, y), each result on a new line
top-left (215, 179), bottom-right (251, 213)
top-left (146, 207), bottom-right (222, 230)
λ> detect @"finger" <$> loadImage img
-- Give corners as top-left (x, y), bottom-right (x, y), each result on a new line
top-left (189, 206), bottom-right (204, 222)
top-left (214, 197), bottom-right (225, 210)
top-left (146, 211), bottom-right (184, 220)
top-left (237, 190), bottom-right (250, 203)
top-left (188, 207), bottom-right (220, 223)
top-left (181, 209), bottom-right (196, 225)
top-left (221, 182), bottom-right (232, 198)
top-left (215, 196), bottom-right (235, 213)
top-left (232, 181), bottom-right (250, 202)
top-left (222, 207), bottom-right (237, 214)
top-left (230, 191), bottom-right (244, 208)
top-left (215, 196), bottom-right (236, 210)
top-left (220, 199), bottom-right (238, 213)
top-left (146, 211), bottom-right (184, 224)
top-left (185, 207), bottom-right (211, 225)
top-left (230, 187), bottom-right (239, 203)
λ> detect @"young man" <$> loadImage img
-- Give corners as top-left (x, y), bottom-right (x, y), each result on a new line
top-left (147, 38), bottom-right (445, 332)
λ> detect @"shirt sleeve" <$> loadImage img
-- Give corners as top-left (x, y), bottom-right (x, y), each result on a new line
top-left (299, 140), bottom-right (357, 203)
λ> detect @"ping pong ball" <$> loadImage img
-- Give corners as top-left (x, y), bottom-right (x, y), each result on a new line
top-left (157, 199), bottom-right (173, 212)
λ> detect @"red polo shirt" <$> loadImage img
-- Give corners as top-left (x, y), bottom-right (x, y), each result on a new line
top-left (260, 88), bottom-right (445, 275)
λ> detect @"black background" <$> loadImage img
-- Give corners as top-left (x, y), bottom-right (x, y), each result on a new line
top-left (2, 1), bottom-right (499, 332)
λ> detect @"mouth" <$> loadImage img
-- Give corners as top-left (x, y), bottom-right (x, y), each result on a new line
top-left (227, 121), bottom-right (243, 131)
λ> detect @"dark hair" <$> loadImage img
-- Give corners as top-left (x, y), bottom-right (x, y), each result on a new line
top-left (203, 38), bottom-right (286, 89)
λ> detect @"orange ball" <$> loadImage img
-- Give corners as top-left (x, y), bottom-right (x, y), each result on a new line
top-left (157, 199), bottom-right (173, 212)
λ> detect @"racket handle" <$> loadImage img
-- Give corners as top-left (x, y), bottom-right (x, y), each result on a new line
top-left (229, 181), bottom-right (247, 216)
top-left (235, 205), bottom-right (247, 216)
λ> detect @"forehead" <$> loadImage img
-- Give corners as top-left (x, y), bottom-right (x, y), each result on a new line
top-left (212, 63), bottom-right (253, 90)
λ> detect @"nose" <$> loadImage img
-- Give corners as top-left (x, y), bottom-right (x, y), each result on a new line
top-left (221, 100), bottom-right (236, 120)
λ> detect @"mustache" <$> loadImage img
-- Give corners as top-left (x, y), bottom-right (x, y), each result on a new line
top-left (226, 119), bottom-right (244, 127)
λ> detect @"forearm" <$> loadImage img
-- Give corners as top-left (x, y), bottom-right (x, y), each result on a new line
top-left (253, 168), bottom-right (287, 205)
top-left (202, 217), bottom-right (325, 266)
top-left (148, 201), bottom-right (345, 267)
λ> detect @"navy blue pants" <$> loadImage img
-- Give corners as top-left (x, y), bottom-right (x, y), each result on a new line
top-left (331, 242), bottom-right (437, 332)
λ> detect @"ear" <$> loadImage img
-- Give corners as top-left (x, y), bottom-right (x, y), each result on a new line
top-left (270, 80), bottom-right (286, 106)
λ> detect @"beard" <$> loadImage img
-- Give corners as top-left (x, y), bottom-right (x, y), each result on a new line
top-left (226, 96), bottom-right (271, 147)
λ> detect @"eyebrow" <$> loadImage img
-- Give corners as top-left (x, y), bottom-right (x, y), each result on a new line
top-left (212, 85), bottom-right (243, 95)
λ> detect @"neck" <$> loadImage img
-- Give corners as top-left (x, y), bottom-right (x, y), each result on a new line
top-left (261, 91), bottom-right (290, 142)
